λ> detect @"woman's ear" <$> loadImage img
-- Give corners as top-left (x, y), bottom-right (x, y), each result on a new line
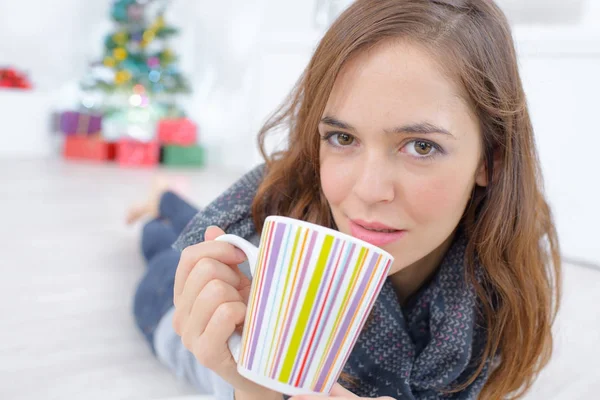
top-left (475, 150), bottom-right (500, 187)
top-left (475, 160), bottom-right (488, 187)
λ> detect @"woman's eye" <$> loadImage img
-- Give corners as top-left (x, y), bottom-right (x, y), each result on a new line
top-left (415, 141), bottom-right (432, 155)
top-left (327, 132), bottom-right (355, 146)
top-left (404, 140), bottom-right (438, 157)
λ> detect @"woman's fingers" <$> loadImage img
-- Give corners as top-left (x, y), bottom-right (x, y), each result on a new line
top-left (205, 225), bottom-right (226, 241)
top-left (174, 257), bottom-right (242, 334)
top-left (181, 279), bottom-right (243, 349)
top-left (174, 232), bottom-right (246, 303)
top-left (193, 300), bottom-right (247, 373)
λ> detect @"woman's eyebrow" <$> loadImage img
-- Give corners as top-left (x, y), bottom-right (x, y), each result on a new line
top-left (320, 116), bottom-right (356, 131)
top-left (386, 122), bottom-right (455, 138)
top-left (320, 116), bottom-right (455, 138)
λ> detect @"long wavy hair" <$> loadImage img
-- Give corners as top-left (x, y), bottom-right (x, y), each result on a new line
top-left (250, 0), bottom-right (561, 398)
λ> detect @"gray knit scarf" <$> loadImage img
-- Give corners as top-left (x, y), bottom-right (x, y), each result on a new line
top-left (173, 165), bottom-right (490, 399)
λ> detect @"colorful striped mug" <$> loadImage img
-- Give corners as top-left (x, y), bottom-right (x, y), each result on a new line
top-left (215, 216), bottom-right (393, 396)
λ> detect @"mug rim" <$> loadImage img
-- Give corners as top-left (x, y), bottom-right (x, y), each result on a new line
top-left (265, 215), bottom-right (394, 261)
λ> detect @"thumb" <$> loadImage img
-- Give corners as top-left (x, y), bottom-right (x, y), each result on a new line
top-left (330, 383), bottom-right (358, 397)
top-left (205, 225), bottom-right (226, 241)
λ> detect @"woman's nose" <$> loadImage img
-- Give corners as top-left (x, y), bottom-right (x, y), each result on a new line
top-left (352, 156), bottom-right (395, 205)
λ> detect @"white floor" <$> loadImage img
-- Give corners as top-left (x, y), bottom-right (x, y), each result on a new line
top-left (0, 159), bottom-right (598, 400)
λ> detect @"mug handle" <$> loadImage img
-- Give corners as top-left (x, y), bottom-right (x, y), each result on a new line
top-left (214, 234), bottom-right (258, 363)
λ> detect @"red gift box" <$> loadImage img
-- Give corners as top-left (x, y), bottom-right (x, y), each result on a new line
top-left (63, 136), bottom-right (117, 162)
top-left (157, 118), bottom-right (197, 146)
top-left (117, 139), bottom-right (159, 167)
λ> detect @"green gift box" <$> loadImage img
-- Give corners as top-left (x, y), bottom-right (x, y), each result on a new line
top-left (161, 145), bottom-right (206, 167)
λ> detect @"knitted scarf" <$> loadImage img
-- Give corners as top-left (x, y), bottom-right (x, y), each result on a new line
top-left (173, 165), bottom-right (490, 399)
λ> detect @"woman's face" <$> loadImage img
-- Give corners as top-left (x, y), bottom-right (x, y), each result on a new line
top-left (319, 41), bottom-right (487, 275)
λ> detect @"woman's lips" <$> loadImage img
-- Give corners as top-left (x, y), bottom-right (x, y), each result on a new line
top-left (349, 220), bottom-right (406, 247)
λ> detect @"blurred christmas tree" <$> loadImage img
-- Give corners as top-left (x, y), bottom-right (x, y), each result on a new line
top-left (91, 0), bottom-right (190, 95)
top-left (81, 0), bottom-right (191, 129)
top-left (59, 0), bottom-right (204, 167)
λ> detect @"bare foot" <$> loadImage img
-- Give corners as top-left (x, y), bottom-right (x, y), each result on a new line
top-left (126, 176), bottom-right (171, 225)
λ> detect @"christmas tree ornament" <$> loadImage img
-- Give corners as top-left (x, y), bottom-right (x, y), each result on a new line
top-left (155, 15), bottom-right (165, 28)
top-left (132, 31), bottom-right (143, 42)
top-left (115, 70), bottom-right (132, 84)
top-left (129, 93), bottom-right (144, 107)
top-left (147, 57), bottom-right (160, 68)
top-left (113, 47), bottom-right (128, 61)
top-left (103, 57), bottom-right (116, 67)
top-left (113, 31), bottom-right (129, 45)
top-left (142, 29), bottom-right (156, 43)
top-left (127, 4), bottom-right (144, 21)
top-left (160, 48), bottom-right (174, 64)
top-left (148, 70), bottom-right (161, 83)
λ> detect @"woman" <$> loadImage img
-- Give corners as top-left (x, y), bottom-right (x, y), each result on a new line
top-left (134, 1), bottom-right (561, 399)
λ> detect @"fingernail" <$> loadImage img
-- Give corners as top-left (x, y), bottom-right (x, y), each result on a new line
top-left (235, 248), bottom-right (246, 260)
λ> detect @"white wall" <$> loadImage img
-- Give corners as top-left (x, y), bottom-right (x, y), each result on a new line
top-left (0, 0), bottom-right (598, 264)
top-left (519, 51), bottom-right (600, 266)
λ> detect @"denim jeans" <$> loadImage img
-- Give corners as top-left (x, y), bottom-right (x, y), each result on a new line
top-left (132, 191), bottom-right (198, 352)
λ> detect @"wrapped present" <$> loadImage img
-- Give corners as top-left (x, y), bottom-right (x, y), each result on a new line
top-left (59, 111), bottom-right (102, 135)
top-left (157, 118), bottom-right (197, 146)
top-left (117, 139), bottom-right (159, 167)
top-left (63, 135), bottom-right (117, 162)
top-left (161, 145), bottom-right (205, 167)
top-left (0, 67), bottom-right (32, 89)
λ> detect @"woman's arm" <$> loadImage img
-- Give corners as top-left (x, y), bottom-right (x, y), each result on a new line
top-left (172, 163), bottom-right (265, 252)
top-left (154, 307), bottom-right (235, 399)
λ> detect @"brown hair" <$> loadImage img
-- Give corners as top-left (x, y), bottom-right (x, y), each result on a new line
top-left (251, 1), bottom-right (561, 398)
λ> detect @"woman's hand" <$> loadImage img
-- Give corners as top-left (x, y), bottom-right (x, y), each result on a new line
top-left (290, 384), bottom-right (395, 400)
top-left (172, 225), bottom-right (280, 399)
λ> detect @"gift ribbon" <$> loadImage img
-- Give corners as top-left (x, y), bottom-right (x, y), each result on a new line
top-left (75, 113), bottom-right (101, 136)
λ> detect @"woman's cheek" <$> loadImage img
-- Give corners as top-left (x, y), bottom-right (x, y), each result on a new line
top-left (403, 173), bottom-right (468, 224)
top-left (320, 156), bottom-right (355, 205)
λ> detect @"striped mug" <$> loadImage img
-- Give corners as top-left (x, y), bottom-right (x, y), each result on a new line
top-left (215, 216), bottom-right (393, 396)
